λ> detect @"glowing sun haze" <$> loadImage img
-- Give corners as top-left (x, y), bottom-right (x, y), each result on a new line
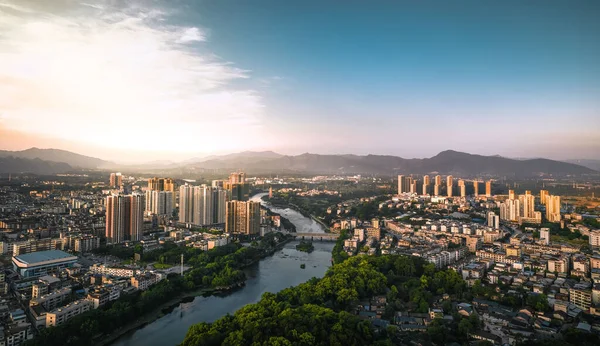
top-left (0, 0), bottom-right (268, 161)
top-left (1, 0), bottom-right (599, 162)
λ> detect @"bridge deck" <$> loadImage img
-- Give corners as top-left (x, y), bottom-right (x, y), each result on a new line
top-left (293, 233), bottom-right (340, 239)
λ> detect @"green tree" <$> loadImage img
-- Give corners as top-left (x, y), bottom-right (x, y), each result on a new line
top-left (442, 300), bottom-right (453, 314)
top-left (458, 318), bottom-right (474, 337)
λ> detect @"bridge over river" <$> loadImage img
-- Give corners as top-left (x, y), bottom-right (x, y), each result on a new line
top-left (292, 232), bottom-right (340, 241)
top-left (111, 192), bottom-right (336, 346)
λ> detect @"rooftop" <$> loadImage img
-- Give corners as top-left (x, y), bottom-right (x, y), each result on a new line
top-left (14, 250), bottom-right (76, 264)
top-left (38, 275), bottom-right (61, 284)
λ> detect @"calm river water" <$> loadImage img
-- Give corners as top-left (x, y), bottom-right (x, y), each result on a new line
top-left (111, 193), bottom-right (331, 346)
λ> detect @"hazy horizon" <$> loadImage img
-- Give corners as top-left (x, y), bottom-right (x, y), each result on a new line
top-left (1, 145), bottom-right (600, 165)
top-left (1, 0), bottom-right (599, 162)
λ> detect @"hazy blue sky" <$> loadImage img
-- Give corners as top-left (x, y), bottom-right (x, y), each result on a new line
top-left (0, 0), bottom-right (598, 162)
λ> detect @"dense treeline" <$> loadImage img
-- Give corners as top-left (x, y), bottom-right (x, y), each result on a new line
top-left (25, 274), bottom-right (188, 346)
top-left (180, 232), bottom-right (600, 346)
top-left (346, 196), bottom-right (393, 220)
top-left (181, 242), bottom-right (509, 346)
top-left (583, 218), bottom-right (600, 229)
top-left (331, 229), bottom-right (350, 264)
top-left (91, 241), bottom-right (203, 263)
top-left (181, 254), bottom-right (474, 346)
top-left (269, 181), bottom-right (394, 219)
top-left (181, 256), bottom-right (390, 346)
top-left (24, 234), bottom-right (289, 346)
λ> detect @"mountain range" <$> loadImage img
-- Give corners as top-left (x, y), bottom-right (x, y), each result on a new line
top-left (183, 151), bottom-right (282, 164)
top-left (0, 157), bottom-right (72, 175)
top-left (0, 148), bottom-right (108, 169)
top-left (188, 150), bottom-right (596, 176)
top-left (0, 148), bottom-right (596, 176)
top-left (564, 159), bottom-right (600, 172)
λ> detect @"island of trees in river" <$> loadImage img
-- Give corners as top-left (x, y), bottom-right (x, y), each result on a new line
top-left (295, 240), bottom-right (314, 253)
top-left (181, 231), bottom-right (600, 346)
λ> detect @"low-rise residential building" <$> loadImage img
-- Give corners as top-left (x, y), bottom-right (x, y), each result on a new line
top-left (29, 287), bottom-right (71, 311)
top-left (366, 227), bottom-right (381, 240)
top-left (130, 273), bottom-right (162, 291)
top-left (0, 322), bottom-right (33, 346)
top-left (548, 256), bottom-right (569, 274)
top-left (87, 290), bottom-right (110, 309)
top-left (570, 286), bottom-right (592, 311)
top-left (505, 246), bottom-right (521, 258)
top-left (462, 262), bottom-right (486, 281)
top-left (572, 255), bottom-right (589, 277)
top-left (466, 236), bottom-right (482, 253)
top-left (45, 299), bottom-right (93, 327)
top-left (592, 284), bottom-right (600, 306)
top-left (71, 235), bottom-right (101, 253)
top-left (88, 265), bottom-right (136, 278)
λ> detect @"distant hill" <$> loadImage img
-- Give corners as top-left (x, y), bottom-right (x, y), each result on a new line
top-left (0, 147), bottom-right (593, 177)
top-left (187, 150), bottom-right (596, 176)
top-left (564, 159), bottom-right (600, 172)
top-left (415, 150), bottom-right (594, 176)
top-left (0, 157), bottom-right (73, 174)
top-left (0, 148), bottom-right (108, 169)
top-left (183, 151), bottom-right (283, 164)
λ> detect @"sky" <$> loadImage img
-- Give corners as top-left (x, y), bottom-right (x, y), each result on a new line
top-left (0, 0), bottom-right (599, 163)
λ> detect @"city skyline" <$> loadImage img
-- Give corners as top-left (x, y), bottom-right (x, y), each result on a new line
top-left (1, 0), bottom-right (599, 162)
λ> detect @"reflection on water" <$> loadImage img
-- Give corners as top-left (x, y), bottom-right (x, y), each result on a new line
top-left (111, 193), bottom-right (332, 346)
top-left (250, 193), bottom-right (325, 234)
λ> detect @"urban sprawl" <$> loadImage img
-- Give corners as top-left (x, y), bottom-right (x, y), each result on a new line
top-left (0, 171), bottom-right (599, 346)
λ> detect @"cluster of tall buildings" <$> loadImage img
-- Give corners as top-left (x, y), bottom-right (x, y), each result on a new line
top-left (109, 173), bottom-right (122, 188)
top-left (486, 211), bottom-right (500, 229)
top-left (498, 189), bottom-right (561, 224)
top-left (105, 172), bottom-right (263, 241)
top-left (398, 175), bottom-right (416, 195)
top-left (397, 175), bottom-right (563, 225)
top-left (499, 190), bottom-right (541, 224)
top-left (145, 178), bottom-right (175, 217)
top-left (178, 184), bottom-right (227, 226)
top-left (473, 179), bottom-right (492, 198)
top-left (218, 172), bottom-right (250, 201)
top-left (178, 172), bottom-right (260, 236)
top-left (398, 175), bottom-right (493, 198)
top-left (105, 177), bottom-right (176, 244)
top-left (105, 194), bottom-right (145, 244)
top-left (545, 193), bottom-right (561, 223)
top-left (147, 177), bottom-right (175, 191)
top-left (225, 200), bottom-right (261, 235)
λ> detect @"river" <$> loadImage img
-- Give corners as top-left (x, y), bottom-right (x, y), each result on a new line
top-left (250, 192), bottom-right (325, 234)
top-left (111, 193), bottom-right (331, 346)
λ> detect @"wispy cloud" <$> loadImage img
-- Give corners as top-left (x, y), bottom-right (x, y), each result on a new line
top-left (177, 27), bottom-right (205, 43)
top-left (0, 0), bottom-right (266, 153)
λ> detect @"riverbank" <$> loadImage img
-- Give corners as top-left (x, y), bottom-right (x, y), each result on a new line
top-left (100, 237), bottom-right (293, 346)
top-left (283, 204), bottom-right (330, 233)
top-left (309, 214), bottom-right (330, 231)
top-left (108, 193), bottom-right (331, 346)
top-left (97, 287), bottom-right (211, 346)
top-left (110, 244), bottom-right (334, 346)
top-left (259, 194), bottom-right (330, 233)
